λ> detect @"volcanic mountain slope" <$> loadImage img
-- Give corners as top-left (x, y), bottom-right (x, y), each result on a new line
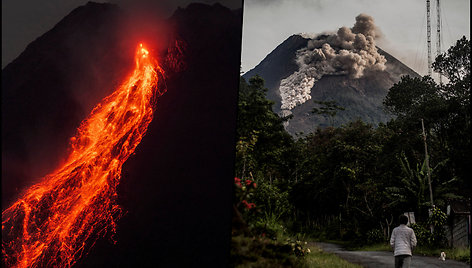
top-left (244, 32), bottom-right (419, 136)
top-left (2, 2), bottom-right (128, 207)
top-left (2, 2), bottom-right (241, 267)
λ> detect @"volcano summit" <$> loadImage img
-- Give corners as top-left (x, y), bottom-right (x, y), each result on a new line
top-left (244, 14), bottom-right (419, 136)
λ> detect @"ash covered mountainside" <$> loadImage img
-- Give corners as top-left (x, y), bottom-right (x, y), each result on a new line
top-left (2, 2), bottom-right (241, 267)
top-left (244, 14), bottom-right (419, 136)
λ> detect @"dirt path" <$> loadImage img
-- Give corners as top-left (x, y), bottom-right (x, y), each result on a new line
top-left (313, 242), bottom-right (469, 268)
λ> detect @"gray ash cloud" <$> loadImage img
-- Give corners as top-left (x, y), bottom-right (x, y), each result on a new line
top-left (279, 14), bottom-right (386, 111)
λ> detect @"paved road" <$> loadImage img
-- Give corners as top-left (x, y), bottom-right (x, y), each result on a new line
top-left (314, 242), bottom-right (469, 268)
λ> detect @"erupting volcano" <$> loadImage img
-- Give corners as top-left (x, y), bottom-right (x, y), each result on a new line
top-left (2, 43), bottom-right (164, 268)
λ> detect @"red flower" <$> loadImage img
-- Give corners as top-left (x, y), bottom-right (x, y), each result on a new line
top-left (242, 200), bottom-right (256, 209)
top-left (234, 177), bottom-right (242, 188)
top-left (253, 182), bottom-right (257, 188)
top-left (245, 180), bottom-right (252, 186)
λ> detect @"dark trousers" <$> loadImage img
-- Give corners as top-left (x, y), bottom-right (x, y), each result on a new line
top-left (395, 255), bottom-right (411, 268)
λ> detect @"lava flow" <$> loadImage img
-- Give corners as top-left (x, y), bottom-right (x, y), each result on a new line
top-left (2, 43), bottom-right (164, 268)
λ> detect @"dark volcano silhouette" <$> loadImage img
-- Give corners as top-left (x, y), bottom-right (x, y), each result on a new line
top-left (2, 2), bottom-right (242, 267)
top-left (243, 34), bottom-right (420, 135)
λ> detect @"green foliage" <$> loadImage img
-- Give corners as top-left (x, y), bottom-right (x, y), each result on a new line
top-left (233, 177), bottom-right (258, 217)
top-left (235, 131), bottom-right (259, 180)
top-left (384, 37), bottom-right (470, 200)
top-left (410, 223), bottom-right (431, 246)
top-left (366, 229), bottom-right (384, 244)
top-left (284, 238), bottom-right (310, 257)
top-left (409, 207), bottom-right (448, 248)
top-left (395, 152), bottom-right (430, 211)
top-left (427, 207), bottom-right (447, 227)
top-left (252, 179), bottom-right (292, 219)
top-left (291, 120), bottom-right (394, 238)
top-left (427, 207), bottom-right (448, 247)
top-left (354, 243), bottom-right (470, 264)
top-left (253, 212), bottom-right (287, 240)
top-left (384, 76), bottom-right (443, 120)
top-left (392, 150), bottom-right (456, 217)
top-left (230, 235), bottom-right (304, 268)
top-left (433, 36), bottom-right (470, 86)
top-left (447, 247), bottom-right (471, 264)
top-left (236, 76), bottom-right (294, 180)
top-left (234, 76), bottom-right (295, 235)
top-left (433, 36), bottom-right (471, 194)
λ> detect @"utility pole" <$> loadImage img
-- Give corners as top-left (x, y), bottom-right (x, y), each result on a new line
top-left (421, 119), bottom-right (434, 207)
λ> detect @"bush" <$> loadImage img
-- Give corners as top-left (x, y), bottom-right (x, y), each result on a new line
top-left (252, 179), bottom-right (292, 219)
top-left (410, 223), bottom-right (431, 246)
top-left (410, 222), bottom-right (447, 248)
top-left (427, 207), bottom-right (448, 247)
top-left (367, 229), bottom-right (384, 244)
top-left (285, 238), bottom-right (311, 257)
top-left (234, 177), bottom-right (258, 215)
top-left (253, 213), bottom-right (287, 240)
top-left (230, 235), bottom-right (305, 267)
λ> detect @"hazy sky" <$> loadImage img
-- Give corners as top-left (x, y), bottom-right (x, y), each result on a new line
top-left (2, 0), bottom-right (469, 75)
top-left (1, 0), bottom-right (241, 68)
top-left (242, 0), bottom-right (470, 77)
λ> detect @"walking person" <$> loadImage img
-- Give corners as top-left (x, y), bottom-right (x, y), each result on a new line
top-left (390, 214), bottom-right (417, 268)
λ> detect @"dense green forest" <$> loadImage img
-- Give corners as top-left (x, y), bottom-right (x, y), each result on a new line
top-left (231, 36), bottom-right (470, 263)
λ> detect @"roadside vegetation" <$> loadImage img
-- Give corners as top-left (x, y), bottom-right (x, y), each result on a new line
top-left (304, 245), bottom-right (362, 268)
top-left (353, 243), bottom-right (470, 264)
top-left (230, 37), bottom-right (470, 267)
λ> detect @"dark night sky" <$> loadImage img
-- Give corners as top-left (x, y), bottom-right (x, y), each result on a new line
top-left (2, 0), bottom-right (241, 67)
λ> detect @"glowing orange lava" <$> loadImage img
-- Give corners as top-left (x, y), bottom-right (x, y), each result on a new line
top-left (2, 43), bottom-right (164, 268)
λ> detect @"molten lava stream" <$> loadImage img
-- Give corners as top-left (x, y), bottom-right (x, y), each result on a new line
top-left (2, 43), bottom-right (164, 268)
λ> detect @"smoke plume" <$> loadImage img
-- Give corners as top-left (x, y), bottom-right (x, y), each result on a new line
top-left (279, 14), bottom-right (386, 111)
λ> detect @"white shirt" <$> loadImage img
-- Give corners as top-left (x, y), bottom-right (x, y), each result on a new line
top-left (390, 224), bottom-right (417, 256)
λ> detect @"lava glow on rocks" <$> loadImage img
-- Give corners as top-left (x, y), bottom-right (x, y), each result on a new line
top-left (2, 43), bottom-right (164, 268)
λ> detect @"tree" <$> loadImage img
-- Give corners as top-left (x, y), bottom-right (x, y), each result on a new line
top-left (236, 76), bottom-right (295, 182)
top-left (384, 76), bottom-right (443, 120)
top-left (290, 121), bottom-right (399, 237)
top-left (312, 100), bottom-right (345, 126)
top-left (383, 36), bottom-right (470, 213)
top-left (433, 36), bottom-right (471, 195)
top-left (234, 76), bottom-right (300, 239)
top-left (390, 152), bottom-right (452, 214)
top-left (433, 36), bottom-right (470, 87)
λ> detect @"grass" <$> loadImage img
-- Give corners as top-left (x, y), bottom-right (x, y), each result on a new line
top-left (351, 243), bottom-right (391, 252)
top-left (354, 243), bottom-right (470, 264)
top-left (414, 246), bottom-right (471, 264)
top-left (305, 245), bottom-right (363, 268)
top-left (230, 235), bottom-right (363, 267)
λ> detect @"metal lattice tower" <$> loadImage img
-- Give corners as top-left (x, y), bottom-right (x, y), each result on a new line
top-left (426, 0), bottom-right (432, 76)
top-left (436, 0), bottom-right (442, 83)
top-left (426, 0), bottom-right (443, 80)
